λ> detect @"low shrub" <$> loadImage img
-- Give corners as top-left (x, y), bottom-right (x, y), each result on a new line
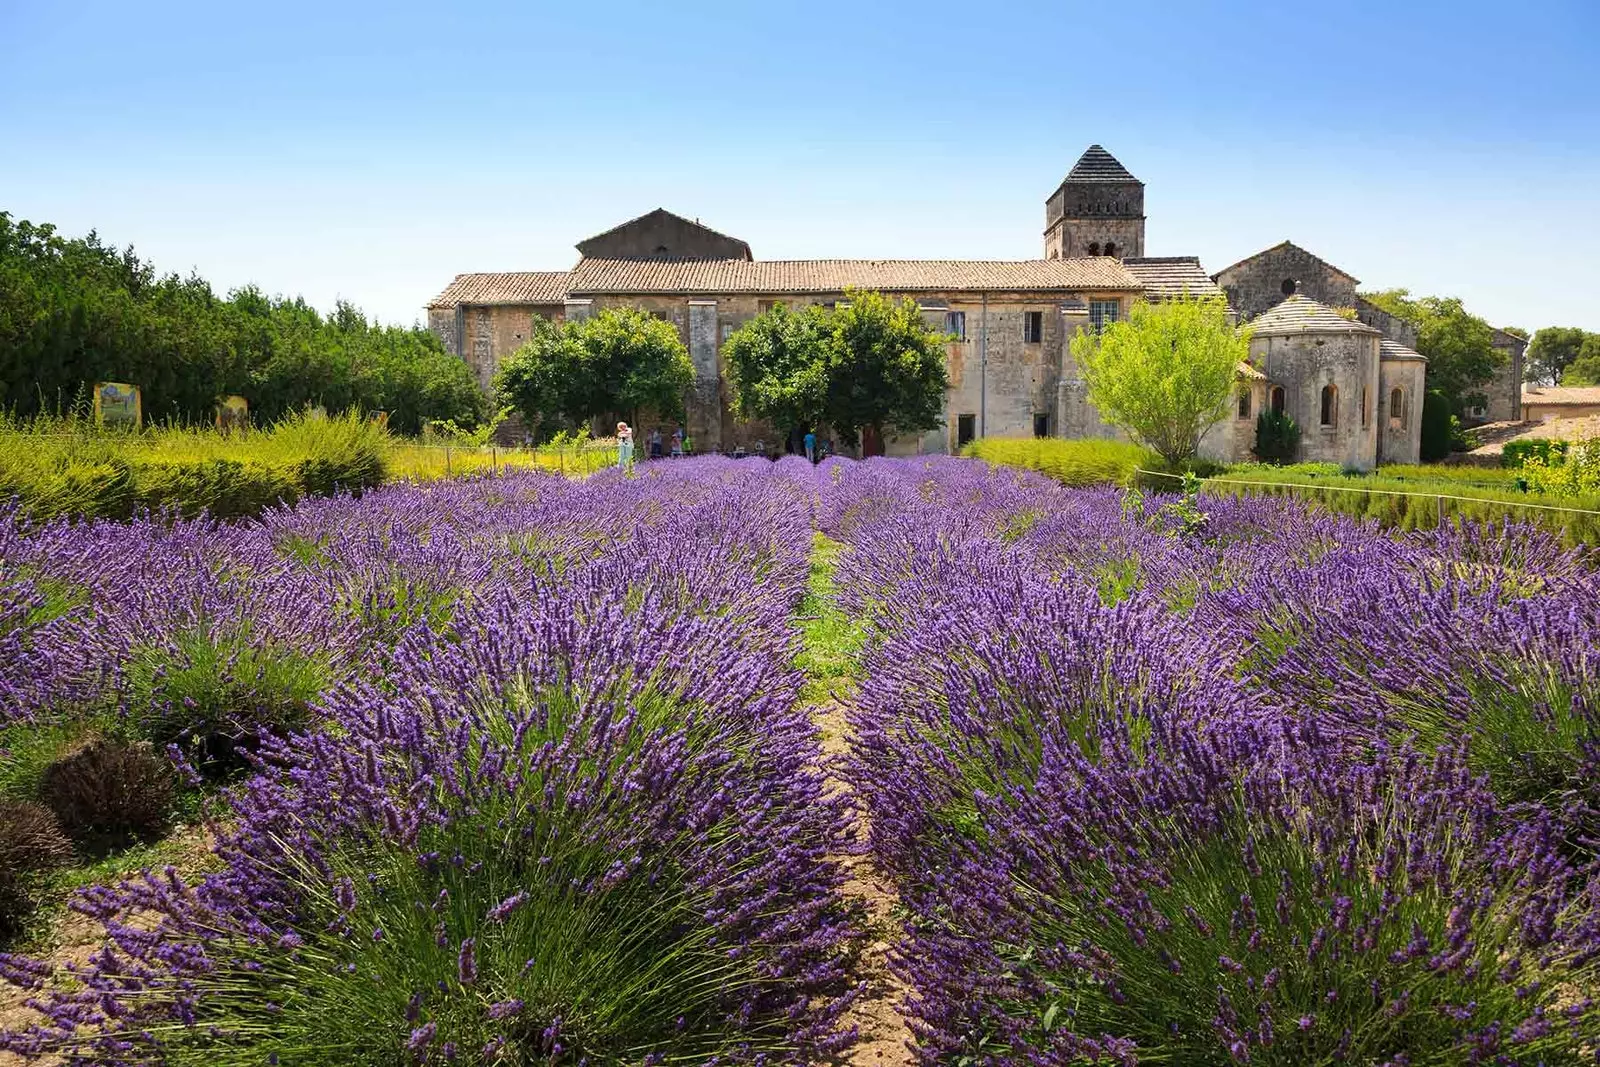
top-left (963, 437), bottom-right (1156, 487)
top-left (121, 631), bottom-right (332, 776)
top-left (1504, 438), bottom-right (1570, 469)
top-left (1251, 409), bottom-right (1300, 463)
top-left (38, 736), bottom-right (175, 846)
top-left (0, 411), bottom-right (389, 522)
top-left (1420, 388), bottom-right (1453, 461)
top-left (0, 801), bottom-right (72, 940)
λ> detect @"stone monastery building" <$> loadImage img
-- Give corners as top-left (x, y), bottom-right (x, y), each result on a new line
top-left (428, 145), bottom-right (1525, 468)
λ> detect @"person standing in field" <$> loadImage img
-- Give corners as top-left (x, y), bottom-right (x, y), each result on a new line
top-left (616, 421), bottom-right (634, 469)
top-left (648, 428), bottom-right (663, 460)
top-left (803, 429), bottom-right (817, 463)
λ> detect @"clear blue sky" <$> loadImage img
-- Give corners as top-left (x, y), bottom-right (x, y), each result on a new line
top-left (3, 0), bottom-right (1597, 331)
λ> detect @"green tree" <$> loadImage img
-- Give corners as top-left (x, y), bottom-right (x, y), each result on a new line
top-left (721, 289), bottom-right (950, 450)
top-left (494, 308), bottom-right (693, 439)
top-left (1070, 295), bottom-right (1249, 466)
top-left (824, 290), bottom-right (949, 449)
top-left (1558, 334), bottom-right (1600, 387)
top-left (1525, 326), bottom-right (1598, 386)
top-left (1360, 290), bottom-right (1501, 413)
top-left (723, 303), bottom-right (831, 433)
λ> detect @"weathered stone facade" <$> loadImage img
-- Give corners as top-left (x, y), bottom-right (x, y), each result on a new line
top-left (1213, 241), bottom-right (1521, 430)
top-left (423, 146), bottom-right (1505, 466)
top-left (1214, 242), bottom-right (1360, 322)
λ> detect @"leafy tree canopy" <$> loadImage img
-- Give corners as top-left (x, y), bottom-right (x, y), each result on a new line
top-left (1526, 326), bottom-right (1600, 387)
top-left (722, 303), bottom-right (831, 433)
top-left (1070, 295), bottom-right (1249, 466)
top-left (493, 308), bottom-right (694, 440)
top-left (1360, 289), bottom-right (1501, 414)
top-left (0, 212), bottom-right (484, 434)
top-left (723, 289), bottom-right (949, 449)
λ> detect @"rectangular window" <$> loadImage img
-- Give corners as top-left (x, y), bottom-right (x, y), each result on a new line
top-left (757, 300), bottom-right (778, 314)
top-left (1024, 311), bottom-right (1043, 343)
top-left (1089, 300), bottom-right (1120, 333)
top-left (946, 311), bottom-right (967, 340)
top-left (956, 413), bottom-right (977, 448)
top-left (1237, 389), bottom-right (1252, 420)
top-left (1033, 413), bottom-right (1049, 438)
top-left (720, 323), bottom-right (735, 343)
top-left (1361, 388), bottom-right (1370, 427)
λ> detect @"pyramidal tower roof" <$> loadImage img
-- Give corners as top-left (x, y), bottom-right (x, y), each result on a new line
top-left (1063, 144), bottom-right (1139, 184)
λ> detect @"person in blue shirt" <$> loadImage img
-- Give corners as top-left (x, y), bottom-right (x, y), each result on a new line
top-left (804, 430), bottom-right (817, 463)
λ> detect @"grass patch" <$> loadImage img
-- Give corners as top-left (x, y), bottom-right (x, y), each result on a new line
top-left (792, 532), bottom-right (866, 704)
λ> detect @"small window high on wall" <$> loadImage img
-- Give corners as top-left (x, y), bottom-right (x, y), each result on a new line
top-left (1024, 311), bottom-right (1043, 343)
top-left (1389, 387), bottom-right (1405, 428)
top-left (1237, 389), bottom-right (1252, 420)
top-left (946, 311), bottom-right (967, 340)
top-left (1320, 384), bottom-right (1338, 426)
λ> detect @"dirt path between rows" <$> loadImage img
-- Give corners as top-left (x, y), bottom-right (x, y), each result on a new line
top-left (813, 701), bottom-right (915, 1066)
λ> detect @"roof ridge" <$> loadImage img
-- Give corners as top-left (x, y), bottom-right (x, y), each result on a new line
top-left (1212, 241), bottom-right (1361, 285)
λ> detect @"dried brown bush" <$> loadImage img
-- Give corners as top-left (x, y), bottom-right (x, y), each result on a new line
top-left (38, 737), bottom-right (175, 845)
top-left (0, 801), bottom-right (72, 939)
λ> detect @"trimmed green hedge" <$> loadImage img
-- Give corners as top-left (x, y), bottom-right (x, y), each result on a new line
top-left (1503, 439), bottom-right (1570, 469)
top-left (1208, 466), bottom-right (1600, 545)
top-left (0, 412), bottom-right (389, 522)
top-left (962, 437), bottom-right (1157, 487)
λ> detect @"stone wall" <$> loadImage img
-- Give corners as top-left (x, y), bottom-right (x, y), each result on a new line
top-left (1216, 246), bottom-right (1359, 322)
top-left (1378, 357), bottom-right (1425, 464)
top-left (426, 303), bottom-right (562, 391)
top-left (1249, 332), bottom-right (1381, 469)
top-left (1481, 335), bottom-right (1526, 423)
top-left (1045, 217), bottom-right (1145, 260)
top-left (1354, 297), bottom-right (1419, 348)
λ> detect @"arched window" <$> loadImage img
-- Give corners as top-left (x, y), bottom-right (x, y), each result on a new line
top-left (1269, 386), bottom-right (1286, 415)
top-left (1104, 241), bottom-right (1117, 257)
top-left (1237, 389), bottom-right (1252, 420)
top-left (1389, 387), bottom-right (1404, 428)
top-left (1320, 384), bottom-right (1338, 426)
top-left (1281, 278), bottom-right (1297, 296)
top-left (1087, 241), bottom-right (1101, 256)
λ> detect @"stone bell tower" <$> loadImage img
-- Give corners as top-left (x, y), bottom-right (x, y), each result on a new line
top-left (1044, 144), bottom-right (1146, 260)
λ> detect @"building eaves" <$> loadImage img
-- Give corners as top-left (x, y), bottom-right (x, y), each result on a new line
top-left (427, 271), bottom-right (571, 309)
top-left (1248, 295), bottom-right (1382, 337)
top-left (1121, 256), bottom-right (1224, 300)
top-left (566, 256), bottom-right (1144, 295)
top-left (1379, 338), bottom-right (1428, 363)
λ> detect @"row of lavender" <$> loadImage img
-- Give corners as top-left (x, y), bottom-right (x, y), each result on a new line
top-left (823, 459), bottom-right (1600, 1064)
top-left (1, 461), bottom-right (861, 1064)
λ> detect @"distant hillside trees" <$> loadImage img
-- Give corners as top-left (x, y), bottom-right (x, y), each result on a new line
top-left (1526, 326), bottom-right (1600, 387)
top-left (0, 212), bottom-right (484, 433)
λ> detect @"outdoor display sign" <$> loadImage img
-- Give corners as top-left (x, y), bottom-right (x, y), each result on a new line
top-left (94, 382), bottom-right (142, 429)
top-left (215, 395), bottom-right (249, 432)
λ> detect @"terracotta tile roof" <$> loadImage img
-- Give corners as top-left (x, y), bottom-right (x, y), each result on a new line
top-left (1237, 360), bottom-right (1267, 381)
top-left (427, 272), bottom-right (571, 308)
top-left (1062, 144), bottom-right (1139, 184)
top-left (1212, 241), bottom-right (1361, 284)
top-left (565, 256), bottom-right (1144, 295)
top-left (1121, 256), bottom-right (1223, 300)
top-left (1379, 339), bottom-right (1427, 362)
top-left (1522, 386), bottom-right (1600, 407)
top-left (1248, 295), bottom-right (1381, 337)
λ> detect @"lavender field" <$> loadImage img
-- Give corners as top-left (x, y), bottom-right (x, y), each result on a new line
top-left (2, 456), bottom-right (1599, 1065)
